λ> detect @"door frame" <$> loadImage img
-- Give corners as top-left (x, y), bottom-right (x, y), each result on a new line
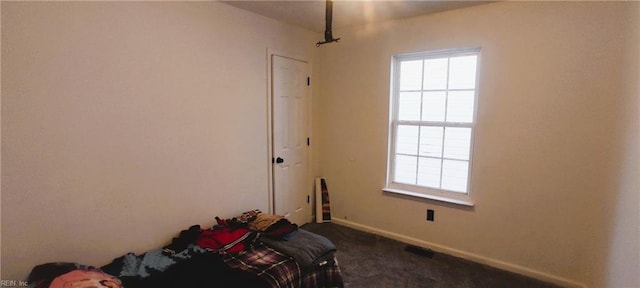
top-left (265, 48), bottom-right (313, 220)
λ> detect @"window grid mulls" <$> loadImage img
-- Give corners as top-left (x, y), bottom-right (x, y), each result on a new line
top-left (392, 49), bottom-right (479, 194)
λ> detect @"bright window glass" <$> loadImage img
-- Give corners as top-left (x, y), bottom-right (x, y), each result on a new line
top-left (388, 48), bottom-right (480, 198)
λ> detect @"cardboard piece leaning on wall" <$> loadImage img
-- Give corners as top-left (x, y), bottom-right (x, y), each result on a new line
top-left (315, 177), bottom-right (332, 223)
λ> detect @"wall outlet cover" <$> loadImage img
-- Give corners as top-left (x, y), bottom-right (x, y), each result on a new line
top-left (427, 209), bottom-right (435, 221)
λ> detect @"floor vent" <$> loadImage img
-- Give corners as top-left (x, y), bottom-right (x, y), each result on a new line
top-left (405, 245), bottom-right (435, 258)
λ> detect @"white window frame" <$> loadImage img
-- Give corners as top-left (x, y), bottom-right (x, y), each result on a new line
top-left (384, 47), bottom-right (481, 206)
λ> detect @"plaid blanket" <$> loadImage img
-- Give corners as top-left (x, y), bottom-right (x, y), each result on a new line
top-left (223, 243), bottom-right (343, 288)
top-left (223, 244), bottom-right (301, 288)
top-left (300, 257), bottom-right (343, 288)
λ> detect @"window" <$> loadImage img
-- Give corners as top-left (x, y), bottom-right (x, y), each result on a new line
top-left (385, 47), bottom-right (480, 206)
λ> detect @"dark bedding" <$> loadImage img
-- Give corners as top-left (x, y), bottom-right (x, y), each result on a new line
top-left (261, 229), bottom-right (337, 269)
top-left (224, 242), bottom-right (342, 288)
top-left (110, 252), bottom-right (269, 288)
top-left (28, 211), bottom-right (343, 288)
top-left (98, 242), bottom-right (342, 288)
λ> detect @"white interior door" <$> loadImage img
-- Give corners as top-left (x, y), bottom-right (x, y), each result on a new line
top-left (272, 55), bottom-right (310, 226)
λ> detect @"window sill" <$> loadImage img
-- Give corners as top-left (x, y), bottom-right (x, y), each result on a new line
top-left (382, 187), bottom-right (475, 207)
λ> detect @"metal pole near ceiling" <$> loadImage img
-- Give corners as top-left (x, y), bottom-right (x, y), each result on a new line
top-left (316, 0), bottom-right (340, 47)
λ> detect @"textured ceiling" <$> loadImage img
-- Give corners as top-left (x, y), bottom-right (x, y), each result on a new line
top-left (222, 1), bottom-right (491, 33)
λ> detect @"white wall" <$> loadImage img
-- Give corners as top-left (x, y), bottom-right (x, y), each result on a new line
top-left (603, 3), bottom-right (640, 287)
top-left (316, 2), bottom-right (638, 287)
top-left (2, 1), bottom-right (638, 287)
top-left (1, 1), bottom-right (319, 280)
top-left (0, 0), bottom-right (3, 275)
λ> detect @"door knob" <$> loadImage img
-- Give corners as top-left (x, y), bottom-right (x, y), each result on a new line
top-left (275, 157), bottom-right (284, 164)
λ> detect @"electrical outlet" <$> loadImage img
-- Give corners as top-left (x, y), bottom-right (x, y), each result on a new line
top-left (427, 209), bottom-right (435, 221)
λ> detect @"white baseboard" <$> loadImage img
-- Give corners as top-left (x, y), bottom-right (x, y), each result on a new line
top-left (331, 218), bottom-right (586, 288)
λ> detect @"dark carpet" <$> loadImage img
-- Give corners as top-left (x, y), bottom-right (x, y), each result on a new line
top-left (301, 222), bottom-right (562, 288)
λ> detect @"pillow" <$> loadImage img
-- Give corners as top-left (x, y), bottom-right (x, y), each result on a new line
top-left (27, 262), bottom-right (122, 288)
top-left (49, 269), bottom-right (122, 288)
